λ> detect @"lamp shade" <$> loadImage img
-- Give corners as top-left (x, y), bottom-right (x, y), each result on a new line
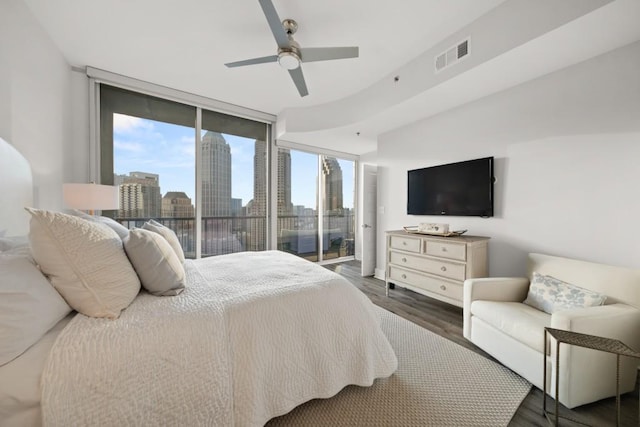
top-left (63, 183), bottom-right (119, 210)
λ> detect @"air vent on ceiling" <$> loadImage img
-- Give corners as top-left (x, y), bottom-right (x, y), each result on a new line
top-left (435, 38), bottom-right (470, 73)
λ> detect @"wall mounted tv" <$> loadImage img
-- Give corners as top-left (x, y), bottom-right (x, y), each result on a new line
top-left (407, 156), bottom-right (494, 217)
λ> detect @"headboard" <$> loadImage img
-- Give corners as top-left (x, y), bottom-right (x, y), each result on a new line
top-left (0, 137), bottom-right (33, 237)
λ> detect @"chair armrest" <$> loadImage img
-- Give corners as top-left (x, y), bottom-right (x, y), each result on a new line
top-left (463, 277), bottom-right (530, 339)
top-left (551, 303), bottom-right (640, 347)
top-left (464, 277), bottom-right (530, 305)
top-left (549, 304), bottom-right (640, 407)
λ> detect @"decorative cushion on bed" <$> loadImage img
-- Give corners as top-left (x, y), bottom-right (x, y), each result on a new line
top-left (0, 253), bottom-right (72, 366)
top-left (142, 219), bottom-right (185, 263)
top-left (25, 208), bottom-right (140, 319)
top-left (124, 229), bottom-right (185, 296)
top-left (523, 272), bottom-right (607, 314)
top-left (68, 209), bottom-right (130, 240)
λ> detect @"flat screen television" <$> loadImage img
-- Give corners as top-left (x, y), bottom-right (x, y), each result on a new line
top-left (407, 157), bottom-right (494, 217)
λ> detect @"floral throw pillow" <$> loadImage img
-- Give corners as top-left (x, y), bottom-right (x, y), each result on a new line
top-left (523, 272), bottom-right (607, 314)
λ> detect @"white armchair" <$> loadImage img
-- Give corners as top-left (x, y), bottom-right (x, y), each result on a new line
top-left (463, 253), bottom-right (640, 408)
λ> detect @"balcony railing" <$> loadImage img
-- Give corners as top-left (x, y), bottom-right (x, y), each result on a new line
top-left (115, 214), bottom-right (355, 261)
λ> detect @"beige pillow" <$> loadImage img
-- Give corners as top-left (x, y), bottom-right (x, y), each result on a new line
top-left (26, 208), bottom-right (140, 319)
top-left (124, 229), bottom-right (185, 296)
top-left (142, 220), bottom-right (186, 263)
top-left (68, 209), bottom-right (130, 240)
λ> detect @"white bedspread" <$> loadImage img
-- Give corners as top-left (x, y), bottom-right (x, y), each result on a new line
top-left (41, 251), bottom-right (397, 426)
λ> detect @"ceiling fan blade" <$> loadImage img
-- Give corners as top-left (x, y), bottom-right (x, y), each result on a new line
top-left (288, 67), bottom-right (308, 97)
top-left (225, 55), bottom-right (278, 68)
top-left (258, 0), bottom-right (290, 50)
top-left (300, 47), bottom-right (359, 63)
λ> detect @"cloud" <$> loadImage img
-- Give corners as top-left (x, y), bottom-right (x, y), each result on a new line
top-left (113, 113), bottom-right (154, 133)
top-left (114, 139), bottom-right (145, 153)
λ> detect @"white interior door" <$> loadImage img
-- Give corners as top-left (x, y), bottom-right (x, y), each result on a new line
top-left (361, 164), bottom-right (377, 276)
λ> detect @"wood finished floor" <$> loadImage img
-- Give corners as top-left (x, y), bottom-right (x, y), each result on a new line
top-left (324, 260), bottom-right (639, 427)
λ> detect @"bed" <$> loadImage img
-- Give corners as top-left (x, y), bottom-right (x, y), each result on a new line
top-left (0, 137), bottom-right (398, 427)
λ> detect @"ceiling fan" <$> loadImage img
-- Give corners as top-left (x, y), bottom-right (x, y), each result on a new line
top-left (225, 0), bottom-right (359, 97)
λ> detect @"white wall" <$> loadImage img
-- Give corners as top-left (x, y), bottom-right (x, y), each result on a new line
top-left (0, 0), bottom-right (72, 210)
top-left (377, 41), bottom-right (640, 276)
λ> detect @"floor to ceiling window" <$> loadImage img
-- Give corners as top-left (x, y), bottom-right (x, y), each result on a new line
top-left (200, 109), bottom-right (267, 257)
top-left (321, 157), bottom-right (355, 260)
top-left (99, 84), bottom-right (269, 258)
top-left (276, 148), bottom-right (356, 262)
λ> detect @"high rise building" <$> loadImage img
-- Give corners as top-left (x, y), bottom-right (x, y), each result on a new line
top-left (162, 191), bottom-right (194, 218)
top-left (250, 142), bottom-right (292, 216)
top-left (250, 140), bottom-right (267, 217)
top-left (321, 157), bottom-right (343, 212)
top-left (118, 183), bottom-right (144, 218)
top-left (201, 131), bottom-right (231, 217)
top-left (115, 171), bottom-right (161, 218)
top-left (231, 198), bottom-right (242, 216)
top-left (277, 148), bottom-right (292, 215)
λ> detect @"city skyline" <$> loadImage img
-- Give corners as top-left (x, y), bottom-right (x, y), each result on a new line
top-left (113, 113), bottom-right (354, 210)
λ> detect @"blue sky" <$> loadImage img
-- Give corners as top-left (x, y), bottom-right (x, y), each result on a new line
top-left (113, 114), bottom-right (353, 209)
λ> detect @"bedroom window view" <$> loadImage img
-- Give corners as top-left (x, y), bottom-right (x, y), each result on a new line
top-left (102, 85), bottom-right (268, 259)
top-left (112, 114), bottom-right (197, 257)
top-left (101, 84), bottom-right (353, 262)
top-left (197, 129), bottom-right (267, 257)
top-left (277, 149), bottom-right (355, 262)
top-left (111, 115), bottom-right (268, 258)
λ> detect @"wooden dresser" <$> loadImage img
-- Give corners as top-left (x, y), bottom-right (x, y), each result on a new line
top-left (385, 230), bottom-right (489, 307)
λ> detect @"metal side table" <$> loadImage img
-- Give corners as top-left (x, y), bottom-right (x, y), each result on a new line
top-left (543, 327), bottom-right (640, 426)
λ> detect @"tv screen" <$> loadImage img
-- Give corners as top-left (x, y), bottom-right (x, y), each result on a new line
top-left (407, 157), bottom-right (494, 217)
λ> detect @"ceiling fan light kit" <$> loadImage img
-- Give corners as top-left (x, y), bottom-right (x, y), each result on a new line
top-left (225, 0), bottom-right (359, 97)
top-left (278, 50), bottom-right (301, 70)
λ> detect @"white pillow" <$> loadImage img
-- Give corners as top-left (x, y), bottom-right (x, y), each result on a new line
top-left (68, 209), bottom-right (130, 240)
top-left (142, 220), bottom-right (186, 263)
top-left (0, 253), bottom-right (72, 365)
top-left (26, 208), bottom-right (141, 319)
top-left (124, 229), bottom-right (186, 296)
top-left (523, 272), bottom-right (607, 314)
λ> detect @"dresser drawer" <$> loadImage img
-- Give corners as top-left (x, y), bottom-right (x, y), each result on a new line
top-left (388, 266), bottom-right (463, 301)
top-left (425, 240), bottom-right (466, 261)
top-left (389, 235), bottom-right (421, 253)
top-left (421, 258), bottom-right (466, 281)
top-left (389, 251), bottom-right (425, 271)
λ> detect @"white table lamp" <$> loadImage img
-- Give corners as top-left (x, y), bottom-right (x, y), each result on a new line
top-left (63, 183), bottom-right (119, 215)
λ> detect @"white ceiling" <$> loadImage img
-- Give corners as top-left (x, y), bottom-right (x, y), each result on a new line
top-left (22, 0), bottom-right (640, 155)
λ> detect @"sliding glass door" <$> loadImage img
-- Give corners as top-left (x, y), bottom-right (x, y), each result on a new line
top-left (276, 148), bottom-right (355, 262)
top-left (321, 157), bottom-right (355, 260)
top-left (199, 109), bottom-right (268, 257)
top-left (277, 149), bottom-right (319, 261)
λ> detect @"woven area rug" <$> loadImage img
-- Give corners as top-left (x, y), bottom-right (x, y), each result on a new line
top-left (268, 306), bottom-right (531, 426)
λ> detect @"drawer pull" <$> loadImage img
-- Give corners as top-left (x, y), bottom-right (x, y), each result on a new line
top-left (401, 274), bottom-right (407, 279)
top-left (440, 285), bottom-right (447, 291)
top-left (402, 241), bottom-right (407, 246)
top-left (441, 266), bottom-right (447, 272)
top-left (441, 247), bottom-right (447, 252)
top-left (402, 257), bottom-right (407, 262)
